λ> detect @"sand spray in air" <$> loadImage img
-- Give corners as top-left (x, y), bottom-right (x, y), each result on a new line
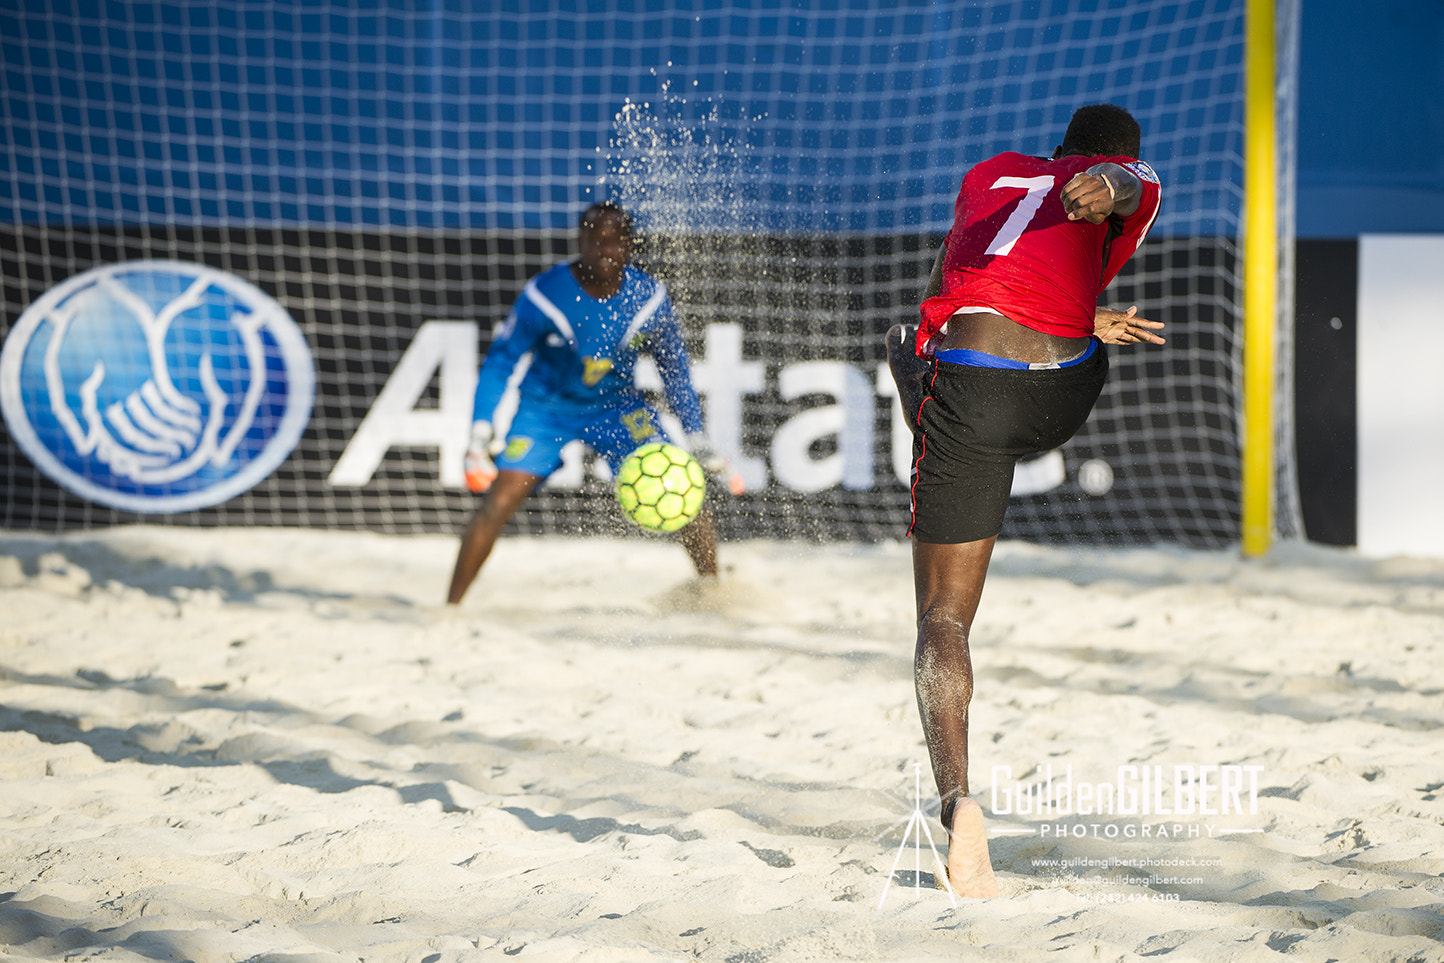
top-left (598, 80), bottom-right (784, 313)
top-left (598, 78), bottom-right (893, 535)
top-left (601, 81), bottom-right (765, 239)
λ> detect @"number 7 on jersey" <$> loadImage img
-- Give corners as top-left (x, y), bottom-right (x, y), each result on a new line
top-left (984, 175), bottom-right (1055, 257)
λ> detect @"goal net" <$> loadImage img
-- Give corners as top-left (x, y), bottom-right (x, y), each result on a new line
top-left (0, 0), bottom-right (1299, 547)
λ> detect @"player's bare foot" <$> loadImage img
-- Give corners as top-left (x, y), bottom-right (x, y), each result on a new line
top-left (886, 323), bottom-right (929, 429)
top-left (942, 797), bottom-right (999, 898)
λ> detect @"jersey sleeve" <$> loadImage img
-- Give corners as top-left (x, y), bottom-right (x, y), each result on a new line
top-left (471, 296), bottom-right (546, 423)
top-left (642, 291), bottom-right (706, 436)
top-left (1102, 158), bottom-right (1162, 286)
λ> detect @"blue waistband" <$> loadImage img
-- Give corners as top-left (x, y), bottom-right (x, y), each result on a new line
top-left (936, 337), bottom-right (1099, 371)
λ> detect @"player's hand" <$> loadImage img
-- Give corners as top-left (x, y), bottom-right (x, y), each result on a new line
top-left (1094, 305), bottom-right (1166, 345)
top-left (1061, 171), bottom-right (1116, 224)
top-left (464, 420), bottom-right (500, 493)
top-left (687, 432), bottom-right (746, 496)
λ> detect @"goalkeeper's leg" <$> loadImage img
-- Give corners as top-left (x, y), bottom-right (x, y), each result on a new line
top-left (586, 402), bottom-right (722, 579)
top-left (446, 470), bottom-right (543, 604)
top-left (679, 505), bottom-right (719, 577)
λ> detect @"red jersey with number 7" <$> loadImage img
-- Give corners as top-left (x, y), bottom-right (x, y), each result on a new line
top-left (918, 151), bottom-right (1162, 353)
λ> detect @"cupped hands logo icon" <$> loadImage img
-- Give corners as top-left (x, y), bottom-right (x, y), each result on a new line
top-left (1, 260), bottom-right (314, 513)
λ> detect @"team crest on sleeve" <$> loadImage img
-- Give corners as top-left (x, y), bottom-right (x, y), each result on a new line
top-left (0, 260), bottom-right (315, 513)
top-left (1124, 160), bottom-right (1159, 184)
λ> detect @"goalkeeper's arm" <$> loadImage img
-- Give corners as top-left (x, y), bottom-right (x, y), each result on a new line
top-left (465, 302), bottom-right (546, 493)
top-left (640, 298), bottom-right (745, 494)
top-left (685, 431), bottom-right (746, 496)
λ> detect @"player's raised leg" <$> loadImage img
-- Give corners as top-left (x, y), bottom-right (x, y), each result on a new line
top-left (447, 470), bottom-right (543, 604)
top-left (887, 323), bottom-right (931, 430)
top-left (912, 536), bottom-right (1000, 898)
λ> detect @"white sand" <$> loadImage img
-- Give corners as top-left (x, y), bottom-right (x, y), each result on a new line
top-left (1, 526), bottom-right (1443, 962)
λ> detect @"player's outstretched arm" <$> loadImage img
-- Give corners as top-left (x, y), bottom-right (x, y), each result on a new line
top-left (1094, 305), bottom-right (1165, 345)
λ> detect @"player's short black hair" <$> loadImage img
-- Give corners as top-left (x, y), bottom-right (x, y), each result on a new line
top-left (1059, 104), bottom-right (1142, 159)
top-left (580, 200), bottom-right (633, 236)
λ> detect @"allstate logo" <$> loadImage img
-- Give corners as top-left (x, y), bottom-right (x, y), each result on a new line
top-left (0, 260), bottom-right (314, 513)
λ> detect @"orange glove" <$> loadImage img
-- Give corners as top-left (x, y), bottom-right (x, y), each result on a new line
top-left (687, 432), bottom-right (745, 496)
top-left (463, 421), bottom-right (499, 493)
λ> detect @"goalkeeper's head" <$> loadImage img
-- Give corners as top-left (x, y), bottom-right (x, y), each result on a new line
top-left (1056, 104), bottom-right (1142, 160)
top-left (576, 200), bottom-right (636, 291)
top-left (580, 200), bottom-right (634, 237)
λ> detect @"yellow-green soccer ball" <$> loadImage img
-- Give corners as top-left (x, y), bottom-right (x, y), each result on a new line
top-left (615, 442), bottom-right (707, 533)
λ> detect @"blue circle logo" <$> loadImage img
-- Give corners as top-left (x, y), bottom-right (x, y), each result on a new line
top-left (1, 260), bottom-right (315, 513)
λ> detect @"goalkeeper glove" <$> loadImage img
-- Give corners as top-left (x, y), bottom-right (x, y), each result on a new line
top-left (464, 421), bottom-right (500, 493)
top-left (687, 432), bottom-right (746, 496)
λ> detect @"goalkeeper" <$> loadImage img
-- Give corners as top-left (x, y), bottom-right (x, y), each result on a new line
top-left (887, 104), bottom-right (1165, 897)
top-left (446, 201), bottom-right (739, 605)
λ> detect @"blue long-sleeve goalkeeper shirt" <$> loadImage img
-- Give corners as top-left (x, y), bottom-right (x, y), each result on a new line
top-left (471, 261), bottom-right (705, 436)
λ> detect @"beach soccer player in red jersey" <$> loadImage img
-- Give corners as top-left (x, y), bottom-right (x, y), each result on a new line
top-left (887, 104), bottom-right (1166, 898)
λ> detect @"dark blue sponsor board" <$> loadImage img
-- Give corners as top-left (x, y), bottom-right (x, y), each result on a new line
top-left (0, 226), bottom-right (1243, 546)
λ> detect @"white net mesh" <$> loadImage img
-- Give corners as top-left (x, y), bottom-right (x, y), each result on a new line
top-left (0, 0), bottom-right (1297, 547)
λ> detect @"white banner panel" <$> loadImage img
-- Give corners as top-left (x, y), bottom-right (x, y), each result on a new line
top-left (1358, 235), bottom-right (1444, 558)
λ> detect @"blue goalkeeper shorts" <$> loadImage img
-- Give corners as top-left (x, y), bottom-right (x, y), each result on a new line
top-left (494, 395), bottom-right (672, 478)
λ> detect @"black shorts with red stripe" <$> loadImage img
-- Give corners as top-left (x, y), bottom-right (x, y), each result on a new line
top-left (908, 345), bottom-right (1108, 544)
